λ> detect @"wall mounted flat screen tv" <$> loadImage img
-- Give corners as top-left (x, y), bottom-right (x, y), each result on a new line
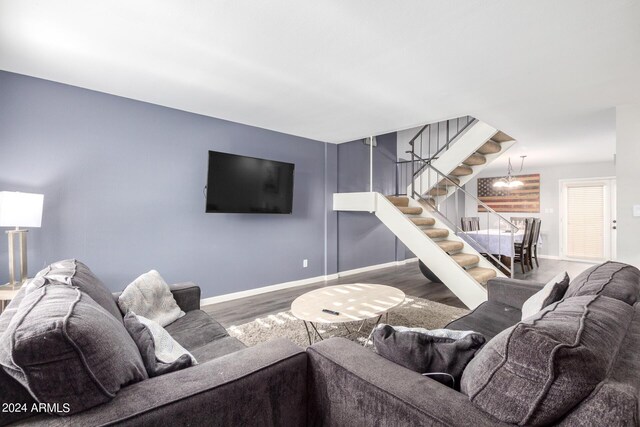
top-left (206, 151), bottom-right (295, 214)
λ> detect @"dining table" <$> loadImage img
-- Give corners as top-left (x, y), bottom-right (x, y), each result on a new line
top-left (460, 228), bottom-right (542, 258)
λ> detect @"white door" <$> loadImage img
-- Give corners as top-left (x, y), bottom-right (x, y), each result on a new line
top-left (560, 178), bottom-right (616, 261)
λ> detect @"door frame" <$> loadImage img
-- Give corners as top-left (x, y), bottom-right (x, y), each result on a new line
top-left (559, 176), bottom-right (616, 262)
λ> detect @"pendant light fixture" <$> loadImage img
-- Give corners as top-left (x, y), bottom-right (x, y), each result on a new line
top-left (493, 155), bottom-right (527, 188)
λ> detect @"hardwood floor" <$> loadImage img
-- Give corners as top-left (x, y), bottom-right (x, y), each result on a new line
top-left (202, 258), bottom-right (593, 328)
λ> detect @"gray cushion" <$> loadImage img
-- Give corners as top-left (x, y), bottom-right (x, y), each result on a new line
top-left (565, 261), bottom-right (640, 305)
top-left (372, 325), bottom-right (485, 390)
top-left (0, 366), bottom-right (36, 426)
top-left (190, 336), bottom-right (247, 363)
top-left (164, 310), bottom-right (229, 351)
top-left (0, 286), bottom-right (37, 426)
top-left (559, 301), bottom-right (640, 426)
top-left (38, 259), bottom-right (124, 321)
top-left (447, 301), bottom-right (521, 339)
top-left (123, 312), bottom-right (193, 377)
top-left (0, 284), bottom-right (147, 415)
top-left (461, 295), bottom-right (634, 425)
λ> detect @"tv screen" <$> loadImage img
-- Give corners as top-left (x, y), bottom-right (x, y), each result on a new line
top-left (206, 151), bottom-right (295, 214)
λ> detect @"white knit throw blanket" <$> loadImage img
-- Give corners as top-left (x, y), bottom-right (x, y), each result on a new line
top-left (118, 270), bottom-right (185, 327)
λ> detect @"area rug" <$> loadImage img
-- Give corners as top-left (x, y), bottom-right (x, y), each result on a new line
top-left (227, 296), bottom-right (469, 348)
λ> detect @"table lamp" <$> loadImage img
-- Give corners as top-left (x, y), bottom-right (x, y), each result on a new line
top-left (0, 191), bottom-right (44, 287)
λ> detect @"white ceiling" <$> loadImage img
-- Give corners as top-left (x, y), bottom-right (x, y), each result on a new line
top-left (1, 1), bottom-right (638, 167)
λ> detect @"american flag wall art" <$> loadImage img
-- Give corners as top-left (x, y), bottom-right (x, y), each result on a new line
top-left (477, 174), bottom-right (540, 213)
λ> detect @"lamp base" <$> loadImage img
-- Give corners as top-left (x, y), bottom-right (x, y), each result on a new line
top-left (6, 229), bottom-right (29, 286)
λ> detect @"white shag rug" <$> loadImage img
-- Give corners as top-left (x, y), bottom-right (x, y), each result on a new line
top-left (227, 296), bottom-right (469, 348)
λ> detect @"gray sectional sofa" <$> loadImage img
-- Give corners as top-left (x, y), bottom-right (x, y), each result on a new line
top-left (1, 261), bottom-right (639, 426)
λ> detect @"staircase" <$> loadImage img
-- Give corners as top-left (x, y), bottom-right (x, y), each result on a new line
top-left (335, 116), bottom-right (518, 310)
top-left (334, 192), bottom-right (499, 309)
top-left (387, 195), bottom-right (498, 285)
top-left (411, 120), bottom-right (516, 203)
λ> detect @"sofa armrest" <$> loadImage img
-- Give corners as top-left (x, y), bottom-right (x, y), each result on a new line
top-left (170, 282), bottom-right (201, 312)
top-left (22, 338), bottom-right (306, 427)
top-left (487, 277), bottom-right (545, 309)
top-left (306, 338), bottom-right (506, 427)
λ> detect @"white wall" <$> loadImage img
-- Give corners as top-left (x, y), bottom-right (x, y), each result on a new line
top-left (616, 105), bottom-right (640, 268)
top-left (464, 161), bottom-right (616, 257)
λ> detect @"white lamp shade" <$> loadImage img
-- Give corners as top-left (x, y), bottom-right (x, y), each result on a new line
top-left (0, 191), bottom-right (44, 228)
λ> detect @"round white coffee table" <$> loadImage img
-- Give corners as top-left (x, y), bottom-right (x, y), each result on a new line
top-left (291, 283), bottom-right (405, 345)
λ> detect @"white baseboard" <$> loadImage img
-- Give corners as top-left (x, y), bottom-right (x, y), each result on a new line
top-left (201, 258), bottom-right (418, 306)
top-left (538, 255), bottom-right (561, 260)
top-left (538, 254), bottom-right (599, 265)
top-left (336, 257), bottom-right (418, 278)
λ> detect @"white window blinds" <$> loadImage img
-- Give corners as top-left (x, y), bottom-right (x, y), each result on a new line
top-left (566, 184), bottom-right (604, 259)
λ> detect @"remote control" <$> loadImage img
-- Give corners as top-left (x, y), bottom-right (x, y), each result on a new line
top-left (322, 308), bottom-right (340, 316)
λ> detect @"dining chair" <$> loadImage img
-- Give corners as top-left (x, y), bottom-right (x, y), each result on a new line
top-left (513, 218), bottom-right (533, 273)
top-left (529, 218), bottom-right (542, 268)
top-left (461, 217), bottom-right (480, 232)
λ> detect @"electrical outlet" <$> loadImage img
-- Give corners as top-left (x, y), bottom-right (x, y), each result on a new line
top-left (303, 259), bottom-right (308, 268)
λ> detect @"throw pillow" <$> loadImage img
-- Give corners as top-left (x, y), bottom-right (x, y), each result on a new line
top-left (123, 312), bottom-right (194, 377)
top-left (373, 325), bottom-right (485, 390)
top-left (0, 285), bottom-right (147, 415)
top-left (521, 271), bottom-right (569, 320)
top-left (118, 270), bottom-right (185, 327)
top-left (461, 295), bottom-right (633, 425)
top-left (135, 313), bottom-right (197, 365)
top-left (34, 259), bottom-right (124, 322)
top-left (564, 261), bottom-right (640, 306)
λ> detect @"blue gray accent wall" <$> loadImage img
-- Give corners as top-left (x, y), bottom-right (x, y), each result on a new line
top-left (0, 71), bottom-right (335, 297)
top-left (336, 133), bottom-right (400, 271)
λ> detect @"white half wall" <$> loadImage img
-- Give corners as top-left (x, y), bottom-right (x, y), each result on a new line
top-left (464, 161), bottom-right (616, 257)
top-left (616, 105), bottom-right (640, 268)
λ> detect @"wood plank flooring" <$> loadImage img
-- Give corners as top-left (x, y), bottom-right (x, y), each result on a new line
top-left (202, 258), bottom-right (593, 328)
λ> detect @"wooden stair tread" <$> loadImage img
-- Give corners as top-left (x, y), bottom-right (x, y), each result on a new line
top-left (436, 240), bottom-right (464, 253)
top-left (410, 217), bottom-right (436, 226)
top-left (439, 176), bottom-right (460, 187)
top-left (386, 196), bottom-right (409, 207)
top-left (462, 153), bottom-right (487, 166)
top-left (467, 267), bottom-right (497, 284)
top-left (477, 140), bottom-right (501, 155)
top-left (450, 165), bottom-right (473, 176)
top-left (491, 130), bottom-right (514, 143)
top-left (398, 206), bottom-right (423, 215)
top-left (424, 228), bottom-right (449, 238)
top-left (450, 253), bottom-right (480, 267)
top-left (427, 187), bottom-right (448, 196)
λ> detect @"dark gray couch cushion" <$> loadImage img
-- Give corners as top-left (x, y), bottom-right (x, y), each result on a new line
top-left (372, 325), bottom-right (485, 390)
top-left (0, 285), bottom-right (37, 426)
top-left (565, 261), bottom-right (640, 305)
top-left (461, 295), bottom-right (634, 426)
top-left (123, 312), bottom-right (193, 377)
top-left (559, 301), bottom-right (640, 426)
top-left (164, 310), bottom-right (229, 351)
top-left (38, 259), bottom-right (124, 321)
top-left (447, 301), bottom-right (521, 339)
top-left (0, 284), bottom-right (147, 415)
top-left (0, 366), bottom-right (37, 426)
top-left (191, 336), bottom-right (247, 363)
